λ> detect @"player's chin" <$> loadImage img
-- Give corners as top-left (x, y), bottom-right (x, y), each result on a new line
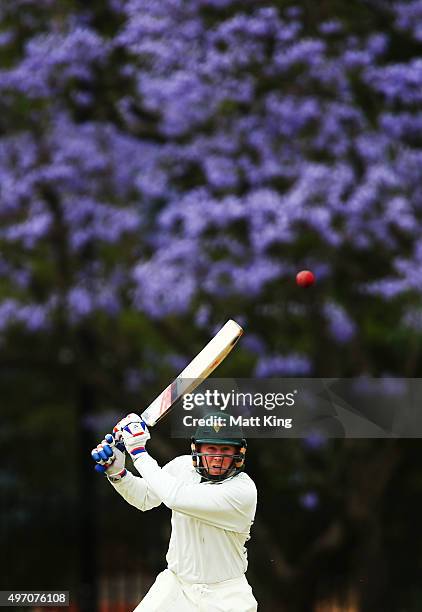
top-left (209, 467), bottom-right (227, 475)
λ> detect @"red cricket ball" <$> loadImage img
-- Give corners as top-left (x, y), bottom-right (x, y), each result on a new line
top-left (296, 270), bottom-right (315, 288)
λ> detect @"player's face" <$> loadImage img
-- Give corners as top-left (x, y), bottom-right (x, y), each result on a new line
top-left (199, 443), bottom-right (237, 476)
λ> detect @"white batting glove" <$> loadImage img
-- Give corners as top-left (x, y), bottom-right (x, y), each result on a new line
top-left (91, 434), bottom-right (127, 481)
top-left (113, 413), bottom-right (150, 459)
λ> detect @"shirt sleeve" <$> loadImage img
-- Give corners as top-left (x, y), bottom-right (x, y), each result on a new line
top-left (108, 469), bottom-right (162, 512)
top-left (108, 457), bottom-right (182, 511)
top-left (133, 453), bottom-right (257, 533)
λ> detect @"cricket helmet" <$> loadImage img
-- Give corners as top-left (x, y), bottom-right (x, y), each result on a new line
top-left (191, 412), bottom-right (247, 482)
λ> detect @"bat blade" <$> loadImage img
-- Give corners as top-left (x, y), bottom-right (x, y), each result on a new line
top-left (141, 320), bottom-right (243, 427)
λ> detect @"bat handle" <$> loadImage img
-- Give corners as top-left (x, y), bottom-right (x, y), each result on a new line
top-left (105, 433), bottom-right (126, 453)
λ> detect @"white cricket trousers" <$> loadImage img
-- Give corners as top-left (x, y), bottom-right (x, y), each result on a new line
top-left (133, 568), bottom-right (258, 612)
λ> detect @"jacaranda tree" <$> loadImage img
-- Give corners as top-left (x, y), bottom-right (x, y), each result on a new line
top-left (2, 1), bottom-right (422, 610)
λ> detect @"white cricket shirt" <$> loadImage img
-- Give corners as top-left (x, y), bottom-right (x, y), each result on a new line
top-left (110, 454), bottom-right (257, 584)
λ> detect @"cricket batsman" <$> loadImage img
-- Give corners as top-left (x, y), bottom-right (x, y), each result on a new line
top-left (91, 413), bottom-right (258, 611)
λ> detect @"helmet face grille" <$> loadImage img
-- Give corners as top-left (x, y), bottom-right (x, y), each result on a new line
top-left (191, 412), bottom-right (247, 481)
top-left (191, 438), bottom-right (247, 482)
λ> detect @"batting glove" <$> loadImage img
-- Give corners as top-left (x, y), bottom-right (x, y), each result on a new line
top-left (114, 413), bottom-right (150, 459)
top-left (91, 434), bottom-right (127, 482)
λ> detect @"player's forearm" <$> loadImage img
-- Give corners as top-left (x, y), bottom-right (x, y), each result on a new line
top-left (108, 469), bottom-right (161, 512)
top-left (133, 454), bottom-right (175, 503)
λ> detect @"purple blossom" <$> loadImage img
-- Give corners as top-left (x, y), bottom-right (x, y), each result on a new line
top-left (299, 491), bottom-right (319, 510)
top-left (365, 60), bottom-right (422, 105)
top-left (351, 376), bottom-right (407, 396)
top-left (302, 432), bottom-right (328, 450)
top-left (363, 241), bottom-right (422, 300)
top-left (273, 39), bottom-right (326, 72)
top-left (319, 20), bottom-right (343, 35)
top-left (67, 287), bottom-right (94, 319)
top-left (229, 259), bottom-right (283, 295)
top-left (64, 277), bottom-right (124, 321)
top-left (243, 334), bottom-right (266, 356)
top-left (108, 0), bottom-right (126, 14)
top-left (195, 305), bottom-right (211, 327)
top-left (132, 259), bottom-right (197, 318)
top-left (285, 7), bottom-right (302, 19)
top-left (378, 377), bottom-right (407, 395)
top-left (62, 199), bottom-right (139, 250)
top-left (197, 0), bottom-right (237, 7)
top-left (165, 353), bottom-right (189, 372)
top-left (201, 258), bottom-right (282, 297)
top-left (4, 212), bottom-right (51, 248)
top-left (363, 279), bottom-right (409, 300)
top-left (323, 302), bottom-right (356, 344)
top-left (203, 156), bottom-right (239, 190)
top-left (0, 299), bottom-right (49, 332)
top-left (355, 131), bottom-right (390, 164)
top-left (0, 300), bottom-right (20, 331)
top-left (265, 94), bottom-right (320, 138)
top-left (124, 369), bottom-right (143, 393)
top-left (366, 33), bottom-right (388, 56)
top-left (0, 28), bottom-right (109, 98)
top-left (381, 111), bottom-right (422, 139)
top-left (95, 288), bottom-right (120, 317)
top-left (0, 30), bottom-right (14, 47)
top-left (342, 50), bottom-right (373, 69)
top-left (394, 1), bottom-right (422, 40)
top-left (255, 354), bottom-right (312, 377)
top-left (17, 305), bottom-right (48, 331)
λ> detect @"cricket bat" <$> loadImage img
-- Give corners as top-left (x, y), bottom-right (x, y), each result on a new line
top-left (141, 319), bottom-right (243, 427)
